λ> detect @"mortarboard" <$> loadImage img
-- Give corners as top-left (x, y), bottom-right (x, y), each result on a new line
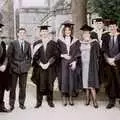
top-left (61, 20), bottom-right (74, 27)
top-left (80, 24), bottom-right (94, 31)
top-left (0, 23), bottom-right (4, 28)
top-left (38, 25), bottom-right (51, 31)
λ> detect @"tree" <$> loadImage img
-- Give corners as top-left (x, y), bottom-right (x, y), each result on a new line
top-left (72, 0), bottom-right (87, 38)
top-left (89, 0), bottom-right (120, 25)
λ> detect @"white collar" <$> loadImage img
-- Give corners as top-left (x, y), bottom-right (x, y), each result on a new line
top-left (80, 39), bottom-right (97, 44)
top-left (32, 43), bottom-right (42, 57)
top-left (58, 36), bottom-right (78, 46)
top-left (18, 39), bottom-right (24, 43)
top-left (42, 39), bottom-right (51, 45)
top-left (93, 29), bottom-right (104, 33)
top-left (65, 36), bottom-right (71, 39)
top-left (109, 32), bottom-right (119, 37)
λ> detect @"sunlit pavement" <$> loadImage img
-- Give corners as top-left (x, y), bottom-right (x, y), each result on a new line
top-left (0, 81), bottom-right (120, 120)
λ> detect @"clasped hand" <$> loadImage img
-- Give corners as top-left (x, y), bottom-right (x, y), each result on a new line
top-left (39, 62), bottom-right (50, 70)
top-left (106, 58), bottom-right (116, 66)
top-left (61, 54), bottom-right (71, 60)
top-left (0, 65), bottom-right (6, 72)
top-left (69, 61), bottom-right (76, 70)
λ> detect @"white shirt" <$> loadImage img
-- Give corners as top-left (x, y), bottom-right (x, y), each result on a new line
top-left (94, 29), bottom-right (103, 47)
top-left (65, 36), bottom-right (71, 54)
top-left (42, 38), bottom-right (49, 51)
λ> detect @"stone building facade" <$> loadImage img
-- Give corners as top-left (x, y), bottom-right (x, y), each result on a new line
top-left (0, 0), bottom-right (14, 43)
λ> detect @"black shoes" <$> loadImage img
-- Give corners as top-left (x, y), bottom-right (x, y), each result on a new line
top-left (62, 97), bottom-right (67, 106)
top-left (69, 102), bottom-right (74, 106)
top-left (85, 97), bottom-right (98, 108)
top-left (62, 97), bottom-right (74, 106)
top-left (10, 105), bottom-right (26, 111)
top-left (93, 101), bottom-right (99, 109)
top-left (106, 103), bottom-right (115, 109)
top-left (85, 98), bottom-right (91, 106)
top-left (69, 97), bottom-right (74, 106)
top-left (63, 103), bottom-right (67, 106)
top-left (63, 101), bottom-right (67, 106)
top-left (35, 102), bottom-right (42, 108)
top-left (35, 101), bottom-right (55, 108)
top-left (19, 105), bottom-right (26, 110)
top-left (10, 106), bottom-right (14, 111)
top-left (0, 107), bottom-right (9, 113)
top-left (48, 102), bottom-right (55, 108)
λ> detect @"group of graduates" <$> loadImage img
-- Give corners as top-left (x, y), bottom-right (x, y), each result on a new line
top-left (0, 18), bottom-right (120, 113)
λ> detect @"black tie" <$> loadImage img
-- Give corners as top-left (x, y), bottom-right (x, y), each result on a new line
top-left (110, 36), bottom-right (114, 49)
top-left (21, 42), bottom-right (24, 53)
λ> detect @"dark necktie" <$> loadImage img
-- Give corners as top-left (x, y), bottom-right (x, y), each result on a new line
top-left (110, 36), bottom-right (114, 49)
top-left (21, 42), bottom-right (24, 53)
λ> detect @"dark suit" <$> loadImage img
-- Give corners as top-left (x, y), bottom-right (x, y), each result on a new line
top-left (102, 33), bottom-right (120, 103)
top-left (7, 40), bottom-right (31, 107)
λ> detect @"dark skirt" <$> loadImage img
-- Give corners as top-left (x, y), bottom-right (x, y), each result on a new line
top-left (59, 59), bottom-right (80, 96)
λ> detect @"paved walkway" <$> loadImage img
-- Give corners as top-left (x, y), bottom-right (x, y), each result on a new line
top-left (0, 83), bottom-right (120, 120)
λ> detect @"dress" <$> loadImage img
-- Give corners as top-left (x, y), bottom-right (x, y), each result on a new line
top-left (78, 40), bottom-right (100, 89)
top-left (80, 43), bottom-right (91, 88)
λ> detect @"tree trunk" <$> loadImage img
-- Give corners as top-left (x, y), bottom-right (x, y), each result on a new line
top-left (72, 0), bottom-right (87, 38)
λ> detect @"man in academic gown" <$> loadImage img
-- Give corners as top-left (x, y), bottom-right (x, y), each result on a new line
top-left (91, 18), bottom-right (107, 85)
top-left (31, 25), bottom-right (59, 108)
top-left (0, 23), bottom-right (10, 112)
top-left (7, 28), bottom-right (31, 111)
top-left (102, 20), bottom-right (120, 109)
top-left (91, 18), bottom-right (106, 47)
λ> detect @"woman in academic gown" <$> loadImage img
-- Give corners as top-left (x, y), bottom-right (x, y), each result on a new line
top-left (77, 24), bottom-right (100, 108)
top-left (31, 25), bottom-right (59, 108)
top-left (57, 21), bottom-right (80, 106)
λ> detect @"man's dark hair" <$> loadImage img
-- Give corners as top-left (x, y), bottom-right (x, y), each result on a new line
top-left (17, 28), bottom-right (26, 33)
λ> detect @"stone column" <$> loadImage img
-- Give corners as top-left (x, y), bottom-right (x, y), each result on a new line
top-left (72, 0), bottom-right (87, 38)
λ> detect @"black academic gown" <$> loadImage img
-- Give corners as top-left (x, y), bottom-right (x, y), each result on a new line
top-left (102, 33), bottom-right (120, 98)
top-left (77, 40), bottom-right (100, 89)
top-left (0, 41), bottom-right (10, 91)
top-left (57, 37), bottom-right (80, 96)
top-left (91, 30), bottom-right (107, 84)
top-left (31, 40), bottom-right (59, 95)
top-left (0, 41), bottom-right (11, 108)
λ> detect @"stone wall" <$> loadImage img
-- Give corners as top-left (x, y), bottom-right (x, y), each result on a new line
top-left (0, 0), bottom-right (14, 43)
top-left (19, 8), bottom-right (49, 43)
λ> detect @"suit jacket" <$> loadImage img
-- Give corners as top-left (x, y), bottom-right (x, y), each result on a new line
top-left (7, 40), bottom-right (31, 74)
top-left (102, 33), bottom-right (120, 67)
